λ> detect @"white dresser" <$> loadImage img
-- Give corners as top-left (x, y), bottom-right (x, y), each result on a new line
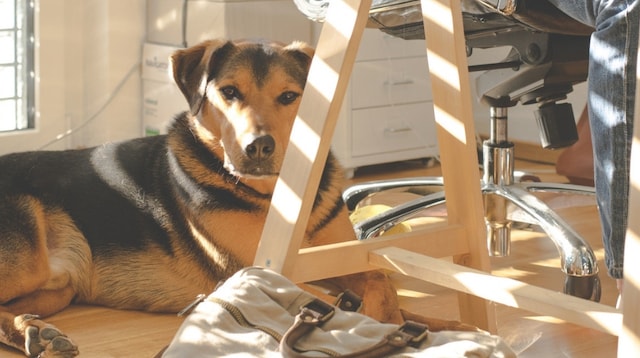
top-left (330, 28), bottom-right (439, 177)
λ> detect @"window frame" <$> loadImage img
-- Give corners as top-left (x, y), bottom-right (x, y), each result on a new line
top-left (0, 1), bottom-right (69, 154)
top-left (0, 0), bottom-right (35, 132)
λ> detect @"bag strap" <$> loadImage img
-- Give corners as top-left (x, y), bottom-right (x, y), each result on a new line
top-left (334, 289), bottom-right (362, 312)
top-left (280, 299), bottom-right (429, 358)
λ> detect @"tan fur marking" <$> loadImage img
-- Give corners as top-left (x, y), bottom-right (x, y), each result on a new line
top-left (43, 210), bottom-right (92, 300)
top-left (0, 196), bottom-right (50, 303)
top-left (1, 203), bottom-right (91, 317)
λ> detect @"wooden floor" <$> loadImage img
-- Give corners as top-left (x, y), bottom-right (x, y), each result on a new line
top-left (348, 159), bottom-right (618, 357)
top-left (1, 158), bottom-right (619, 357)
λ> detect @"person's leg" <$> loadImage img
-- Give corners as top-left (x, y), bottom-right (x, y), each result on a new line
top-left (555, 106), bottom-right (594, 186)
top-left (546, 0), bottom-right (639, 282)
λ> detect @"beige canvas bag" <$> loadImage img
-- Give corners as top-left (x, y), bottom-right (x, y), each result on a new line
top-left (160, 267), bottom-right (516, 357)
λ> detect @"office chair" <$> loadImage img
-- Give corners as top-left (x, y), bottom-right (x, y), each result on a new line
top-left (344, 0), bottom-right (601, 300)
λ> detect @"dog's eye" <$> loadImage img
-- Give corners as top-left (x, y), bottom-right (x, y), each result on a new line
top-left (278, 91), bottom-right (300, 105)
top-left (220, 86), bottom-right (242, 101)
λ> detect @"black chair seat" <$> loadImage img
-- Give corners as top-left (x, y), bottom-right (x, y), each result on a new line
top-left (367, 0), bottom-right (593, 39)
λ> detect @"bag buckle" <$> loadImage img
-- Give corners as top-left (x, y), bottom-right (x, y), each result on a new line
top-left (299, 299), bottom-right (335, 325)
top-left (335, 289), bottom-right (363, 312)
top-left (387, 321), bottom-right (429, 348)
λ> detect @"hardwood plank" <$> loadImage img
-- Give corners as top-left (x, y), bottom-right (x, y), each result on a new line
top-left (1, 306), bottom-right (183, 358)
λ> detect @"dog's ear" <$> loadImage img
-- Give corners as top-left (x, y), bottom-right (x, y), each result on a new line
top-left (283, 41), bottom-right (315, 71)
top-left (171, 40), bottom-right (235, 115)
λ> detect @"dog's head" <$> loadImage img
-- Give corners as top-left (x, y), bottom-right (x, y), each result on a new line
top-left (171, 39), bottom-right (314, 178)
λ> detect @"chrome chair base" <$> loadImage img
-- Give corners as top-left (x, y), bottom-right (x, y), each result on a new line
top-left (344, 107), bottom-right (601, 301)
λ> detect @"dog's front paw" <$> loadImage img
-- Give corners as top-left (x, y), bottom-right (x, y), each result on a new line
top-left (17, 314), bottom-right (79, 358)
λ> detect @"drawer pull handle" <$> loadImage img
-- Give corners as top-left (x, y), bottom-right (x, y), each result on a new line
top-left (384, 79), bottom-right (414, 86)
top-left (385, 127), bottom-right (412, 134)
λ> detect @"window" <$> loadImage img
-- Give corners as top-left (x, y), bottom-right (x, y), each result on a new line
top-left (0, 0), bottom-right (34, 132)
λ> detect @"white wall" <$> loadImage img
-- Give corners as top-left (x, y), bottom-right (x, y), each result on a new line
top-left (146, 0), bottom-right (313, 47)
top-left (74, 0), bottom-right (146, 148)
top-left (0, 0), bottom-right (145, 154)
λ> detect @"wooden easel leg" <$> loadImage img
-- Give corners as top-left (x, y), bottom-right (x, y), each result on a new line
top-left (253, 0), bottom-right (372, 274)
top-left (420, 0), bottom-right (497, 332)
top-left (255, 0), bottom-right (496, 333)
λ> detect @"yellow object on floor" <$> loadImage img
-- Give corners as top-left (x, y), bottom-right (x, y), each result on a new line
top-left (349, 204), bottom-right (411, 236)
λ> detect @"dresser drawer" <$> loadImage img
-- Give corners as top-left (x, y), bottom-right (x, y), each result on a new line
top-left (351, 102), bottom-right (437, 157)
top-left (357, 28), bottom-right (426, 61)
top-left (350, 57), bottom-right (432, 109)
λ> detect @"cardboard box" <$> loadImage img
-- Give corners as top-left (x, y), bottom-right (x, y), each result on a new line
top-left (141, 42), bottom-right (185, 136)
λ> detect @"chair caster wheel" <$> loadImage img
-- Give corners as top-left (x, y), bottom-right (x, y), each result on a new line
top-left (564, 274), bottom-right (601, 302)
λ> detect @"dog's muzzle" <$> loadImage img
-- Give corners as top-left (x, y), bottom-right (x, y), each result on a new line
top-left (232, 134), bottom-right (278, 177)
top-left (244, 134), bottom-right (275, 161)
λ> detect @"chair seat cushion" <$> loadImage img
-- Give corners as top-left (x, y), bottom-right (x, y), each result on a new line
top-left (366, 0), bottom-right (593, 40)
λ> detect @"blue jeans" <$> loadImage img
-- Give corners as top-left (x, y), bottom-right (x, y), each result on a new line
top-left (547, 0), bottom-right (639, 279)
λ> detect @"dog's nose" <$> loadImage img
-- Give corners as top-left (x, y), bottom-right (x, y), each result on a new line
top-left (244, 134), bottom-right (275, 160)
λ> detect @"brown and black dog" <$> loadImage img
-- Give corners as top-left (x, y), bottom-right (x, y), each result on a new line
top-left (0, 39), bottom-right (474, 358)
top-left (0, 39), bottom-right (409, 357)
